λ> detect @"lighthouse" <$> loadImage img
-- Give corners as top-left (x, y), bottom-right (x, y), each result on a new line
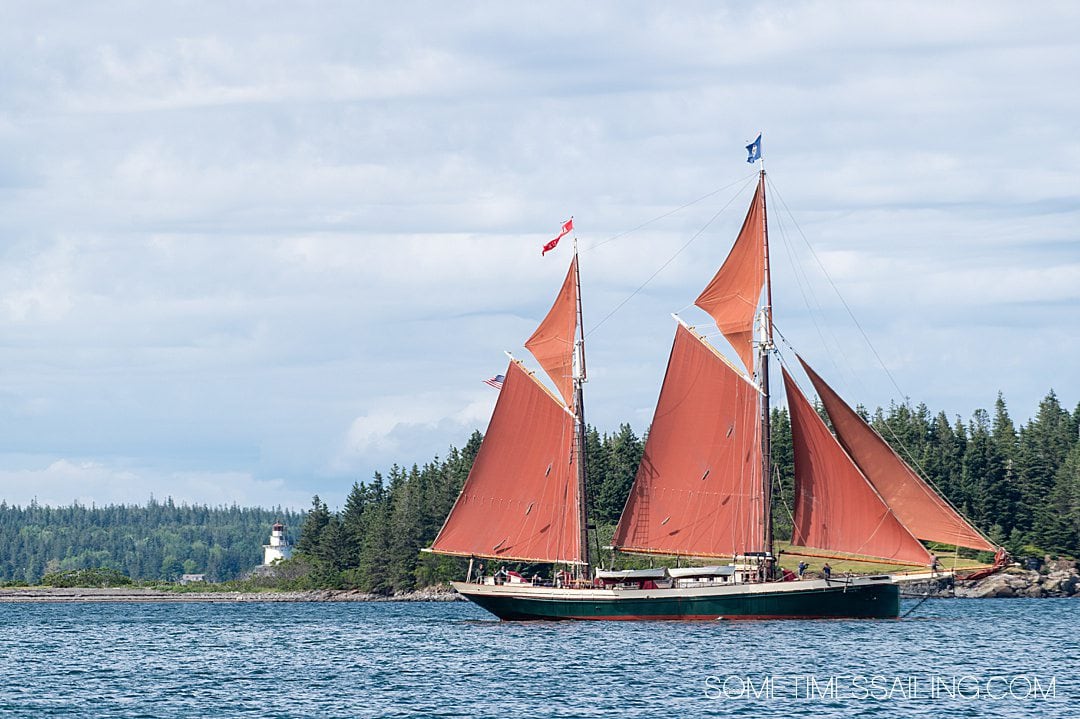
top-left (262, 522), bottom-right (294, 565)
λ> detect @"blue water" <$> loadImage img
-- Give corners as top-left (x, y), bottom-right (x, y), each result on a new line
top-left (0, 598), bottom-right (1075, 718)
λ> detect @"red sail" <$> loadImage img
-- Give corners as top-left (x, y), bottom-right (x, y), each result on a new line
top-left (694, 177), bottom-right (765, 373)
top-left (784, 367), bottom-right (932, 566)
top-left (430, 361), bottom-right (582, 563)
top-left (525, 256), bottom-right (578, 406)
top-left (612, 324), bottom-right (764, 558)
top-left (799, 357), bottom-right (995, 552)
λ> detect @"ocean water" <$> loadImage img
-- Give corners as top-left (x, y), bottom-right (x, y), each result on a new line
top-left (0, 598), bottom-right (1075, 718)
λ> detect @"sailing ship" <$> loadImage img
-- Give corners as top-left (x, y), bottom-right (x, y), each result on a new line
top-left (426, 144), bottom-right (1004, 620)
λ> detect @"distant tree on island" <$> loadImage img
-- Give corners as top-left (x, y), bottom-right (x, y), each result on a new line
top-left (0, 500), bottom-right (301, 584)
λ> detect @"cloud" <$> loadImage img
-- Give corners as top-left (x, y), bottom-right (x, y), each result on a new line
top-left (0, 2), bottom-right (1078, 508)
top-left (337, 392), bottom-right (496, 470)
top-left (0, 458), bottom-right (311, 509)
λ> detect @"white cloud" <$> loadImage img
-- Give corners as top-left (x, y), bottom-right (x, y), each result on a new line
top-left (338, 392), bottom-right (496, 470)
top-left (0, 2), bottom-right (1078, 508)
top-left (0, 458), bottom-right (311, 509)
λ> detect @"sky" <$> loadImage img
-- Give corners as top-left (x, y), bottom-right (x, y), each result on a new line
top-left (1, 1), bottom-right (1078, 510)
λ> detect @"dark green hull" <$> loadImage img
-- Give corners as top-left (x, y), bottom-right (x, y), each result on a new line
top-left (457, 581), bottom-right (900, 621)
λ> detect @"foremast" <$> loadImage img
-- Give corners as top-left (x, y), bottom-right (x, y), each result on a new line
top-left (572, 239), bottom-right (592, 581)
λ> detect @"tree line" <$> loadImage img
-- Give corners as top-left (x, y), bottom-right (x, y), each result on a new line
top-left (0, 499), bottom-right (300, 584)
top-left (295, 389), bottom-right (1080, 593)
top-left (1, 389), bottom-right (1076, 588)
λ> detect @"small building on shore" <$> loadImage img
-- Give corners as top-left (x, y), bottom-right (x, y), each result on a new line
top-left (263, 523), bottom-right (293, 565)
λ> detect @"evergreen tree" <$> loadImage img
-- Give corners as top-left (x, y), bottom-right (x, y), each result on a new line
top-left (357, 474), bottom-right (393, 594)
top-left (594, 424), bottom-right (642, 524)
top-left (1036, 442), bottom-right (1080, 554)
top-left (387, 465), bottom-right (423, 592)
top-left (296, 495), bottom-right (331, 557)
top-left (1015, 391), bottom-right (1073, 540)
top-left (961, 409), bottom-right (1011, 532)
top-left (340, 482), bottom-right (370, 568)
top-left (920, 411), bottom-right (964, 506)
top-left (770, 407), bottom-right (795, 541)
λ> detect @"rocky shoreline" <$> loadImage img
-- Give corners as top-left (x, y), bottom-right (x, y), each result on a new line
top-left (903, 558), bottom-right (1080, 599)
top-left (0, 584), bottom-right (465, 603)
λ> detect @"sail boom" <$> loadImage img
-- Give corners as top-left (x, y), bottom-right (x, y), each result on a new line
top-left (781, 546), bottom-right (929, 568)
top-left (609, 547), bottom-right (755, 562)
top-left (424, 547), bottom-right (588, 565)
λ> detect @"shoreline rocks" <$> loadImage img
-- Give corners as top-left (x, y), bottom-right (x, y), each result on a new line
top-left (0, 584), bottom-right (466, 603)
top-left (904, 560), bottom-right (1080, 599)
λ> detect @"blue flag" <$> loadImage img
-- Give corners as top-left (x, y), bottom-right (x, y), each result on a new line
top-left (746, 133), bottom-right (762, 163)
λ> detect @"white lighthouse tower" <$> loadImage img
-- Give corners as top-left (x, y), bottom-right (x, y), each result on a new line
top-left (262, 522), bottom-right (294, 565)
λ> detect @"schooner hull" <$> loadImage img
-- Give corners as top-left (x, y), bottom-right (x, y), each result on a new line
top-left (452, 577), bottom-right (900, 621)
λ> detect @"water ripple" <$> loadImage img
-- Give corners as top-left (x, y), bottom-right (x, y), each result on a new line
top-left (0, 599), bottom-right (1075, 718)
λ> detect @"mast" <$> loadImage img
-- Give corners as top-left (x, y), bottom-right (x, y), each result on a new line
top-left (572, 238), bottom-right (592, 580)
top-left (759, 164), bottom-right (775, 568)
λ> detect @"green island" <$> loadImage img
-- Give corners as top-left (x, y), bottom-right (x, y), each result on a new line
top-left (2, 390), bottom-right (1078, 598)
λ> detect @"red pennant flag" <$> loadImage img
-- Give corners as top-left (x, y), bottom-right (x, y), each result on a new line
top-left (542, 217), bottom-right (574, 255)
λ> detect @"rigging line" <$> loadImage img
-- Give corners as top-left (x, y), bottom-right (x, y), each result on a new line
top-left (769, 186), bottom-right (856, 390)
top-left (766, 179), bottom-right (953, 487)
top-left (585, 175), bottom-right (757, 338)
top-left (901, 593), bottom-right (934, 619)
top-left (766, 177), bottom-right (911, 408)
top-left (772, 460), bottom-right (796, 543)
top-left (582, 172), bottom-right (759, 254)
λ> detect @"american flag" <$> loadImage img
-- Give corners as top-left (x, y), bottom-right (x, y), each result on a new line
top-left (483, 374), bottom-right (505, 390)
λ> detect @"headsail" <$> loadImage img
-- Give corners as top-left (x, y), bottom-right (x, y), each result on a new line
top-left (525, 256), bottom-right (578, 407)
top-left (429, 360), bottom-right (583, 564)
top-left (612, 324), bottom-right (764, 558)
top-left (798, 357), bottom-right (995, 553)
top-left (783, 367), bottom-right (932, 566)
top-left (694, 177), bottom-right (766, 374)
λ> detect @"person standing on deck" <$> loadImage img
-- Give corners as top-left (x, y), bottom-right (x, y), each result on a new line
top-left (823, 563), bottom-right (832, 580)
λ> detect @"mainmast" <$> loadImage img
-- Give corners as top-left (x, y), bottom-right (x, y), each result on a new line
top-left (758, 164), bottom-right (775, 568)
top-left (572, 238), bottom-right (592, 580)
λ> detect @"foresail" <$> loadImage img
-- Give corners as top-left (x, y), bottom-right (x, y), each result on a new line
top-left (612, 324), bottom-right (764, 558)
top-left (694, 177), bottom-right (765, 374)
top-left (798, 357), bottom-right (995, 553)
top-left (784, 367), bottom-right (932, 566)
top-left (525, 256), bottom-right (578, 407)
top-left (429, 360), bottom-right (582, 564)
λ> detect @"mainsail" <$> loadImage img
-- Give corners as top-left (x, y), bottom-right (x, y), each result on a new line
top-left (783, 367), bottom-right (933, 566)
top-left (798, 357), bottom-right (995, 552)
top-left (429, 360), bottom-right (583, 564)
top-left (525, 256), bottom-right (579, 407)
top-left (612, 323), bottom-right (764, 558)
top-left (694, 176), bottom-right (766, 374)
